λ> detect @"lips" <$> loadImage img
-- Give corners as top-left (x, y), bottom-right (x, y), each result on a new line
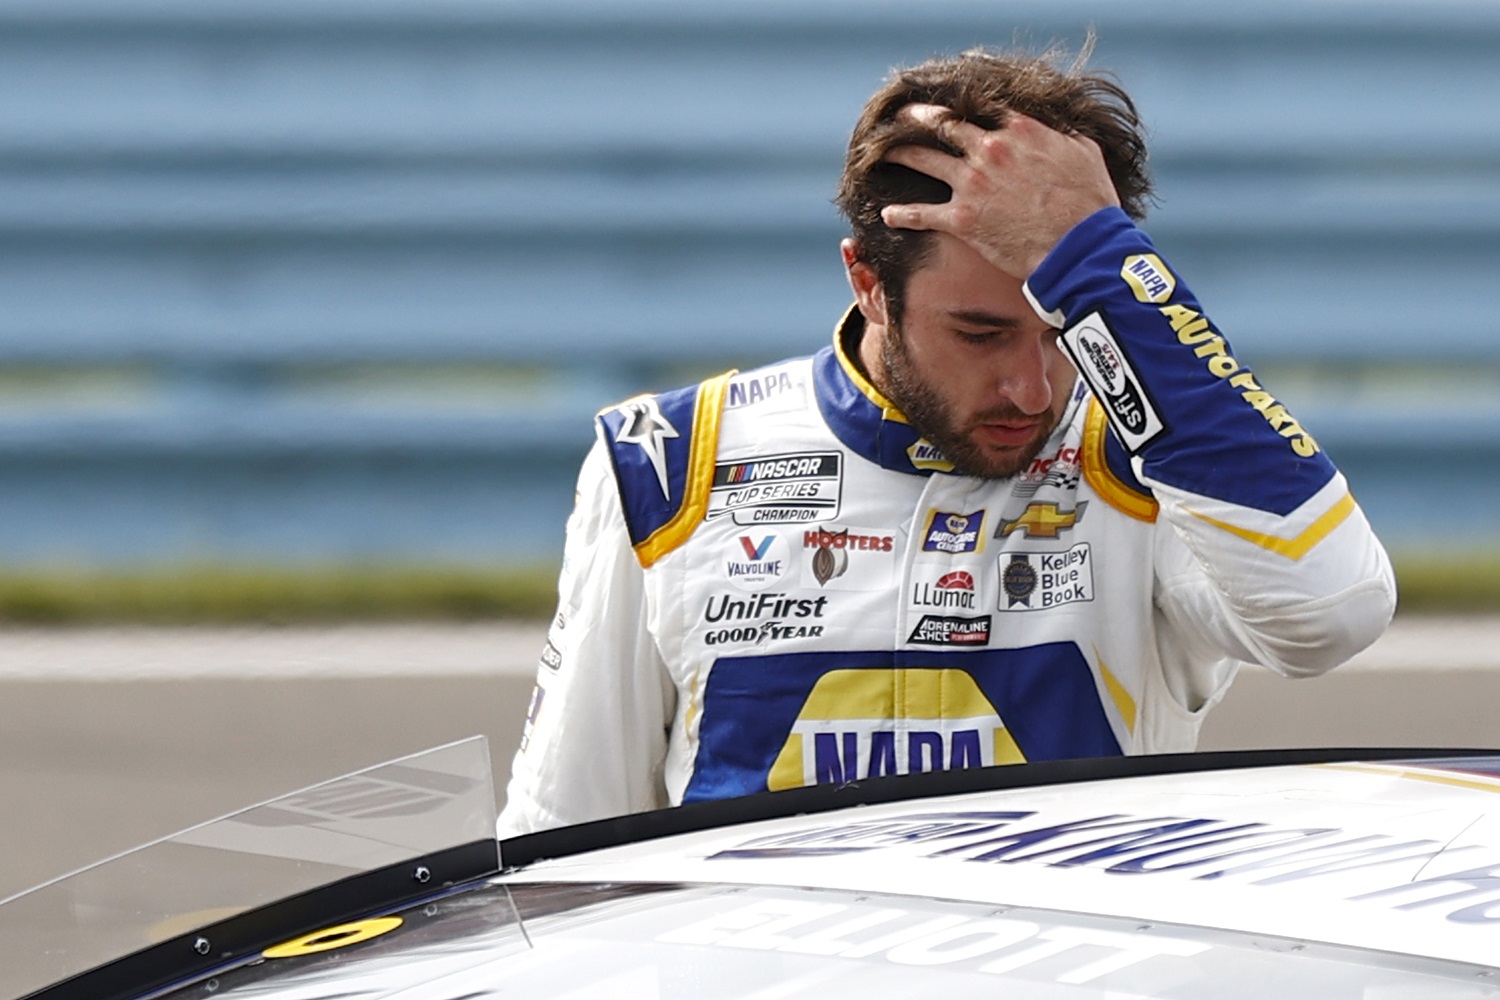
top-left (976, 421), bottom-right (1041, 447)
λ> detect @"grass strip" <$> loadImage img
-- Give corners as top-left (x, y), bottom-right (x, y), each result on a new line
top-left (0, 552), bottom-right (1491, 624)
top-left (0, 565), bottom-right (562, 625)
top-left (1385, 551), bottom-right (1500, 614)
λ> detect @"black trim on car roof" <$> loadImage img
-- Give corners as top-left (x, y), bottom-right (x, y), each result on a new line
top-left (23, 838), bottom-right (499, 1000)
top-left (499, 747), bottom-right (1500, 871)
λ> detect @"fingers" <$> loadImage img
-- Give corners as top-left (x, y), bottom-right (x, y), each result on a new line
top-left (880, 201), bottom-right (947, 232)
top-left (901, 103), bottom-right (992, 150)
top-left (882, 143), bottom-right (965, 185)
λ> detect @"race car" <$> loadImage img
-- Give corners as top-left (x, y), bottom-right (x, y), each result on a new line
top-left (6, 737), bottom-right (1500, 999)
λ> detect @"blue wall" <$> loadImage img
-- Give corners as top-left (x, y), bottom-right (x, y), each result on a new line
top-left (2, 0), bottom-right (1497, 566)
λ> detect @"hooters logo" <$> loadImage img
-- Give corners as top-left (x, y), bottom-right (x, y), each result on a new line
top-left (799, 526), bottom-right (896, 591)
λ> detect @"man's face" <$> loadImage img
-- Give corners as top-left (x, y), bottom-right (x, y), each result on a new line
top-left (875, 234), bottom-right (1078, 479)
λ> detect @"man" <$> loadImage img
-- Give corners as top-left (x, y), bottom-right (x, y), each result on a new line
top-left (497, 47), bottom-right (1395, 836)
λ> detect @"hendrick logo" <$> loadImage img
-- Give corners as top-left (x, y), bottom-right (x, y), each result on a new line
top-left (1060, 312), bottom-right (1165, 453)
top-left (908, 614), bottom-right (992, 646)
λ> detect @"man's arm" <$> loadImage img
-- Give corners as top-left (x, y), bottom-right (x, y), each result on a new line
top-left (881, 106), bottom-right (1395, 681)
top-left (496, 438), bottom-right (675, 837)
top-left (1028, 208), bottom-right (1395, 680)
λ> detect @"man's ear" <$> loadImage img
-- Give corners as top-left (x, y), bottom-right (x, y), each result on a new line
top-left (841, 239), bottom-right (889, 328)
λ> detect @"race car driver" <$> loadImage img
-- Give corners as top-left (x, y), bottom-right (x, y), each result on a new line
top-left (497, 47), bottom-right (1396, 836)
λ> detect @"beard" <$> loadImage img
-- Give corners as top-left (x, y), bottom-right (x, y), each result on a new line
top-left (880, 323), bottom-right (1058, 480)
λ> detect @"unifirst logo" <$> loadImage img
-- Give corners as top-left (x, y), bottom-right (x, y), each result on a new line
top-left (1121, 254), bottom-right (1175, 304)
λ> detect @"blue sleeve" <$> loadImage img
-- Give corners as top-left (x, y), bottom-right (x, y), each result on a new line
top-left (1025, 207), bottom-right (1336, 516)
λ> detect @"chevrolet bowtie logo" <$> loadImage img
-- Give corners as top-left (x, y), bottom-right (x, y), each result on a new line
top-left (996, 500), bottom-right (1088, 539)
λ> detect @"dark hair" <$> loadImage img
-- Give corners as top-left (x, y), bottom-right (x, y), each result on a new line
top-left (835, 43), bottom-right (1152, 326)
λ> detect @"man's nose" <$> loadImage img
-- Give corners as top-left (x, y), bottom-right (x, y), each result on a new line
top-left (997, 334), bottom-right (1055, 415)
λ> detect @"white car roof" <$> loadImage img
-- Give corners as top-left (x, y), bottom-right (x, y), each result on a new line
top-left (503, 759), bottom-right (1500, 967)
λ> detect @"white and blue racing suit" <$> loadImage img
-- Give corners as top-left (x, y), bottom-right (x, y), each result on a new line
top-left (497, 208), bottom-right (1396, 836)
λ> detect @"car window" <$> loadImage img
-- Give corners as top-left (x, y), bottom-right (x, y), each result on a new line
top-left (0, 738), bottom-right (495, 1000)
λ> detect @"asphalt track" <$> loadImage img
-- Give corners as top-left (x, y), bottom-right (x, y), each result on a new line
top-left (3, 615), bottom-right (1499, 902)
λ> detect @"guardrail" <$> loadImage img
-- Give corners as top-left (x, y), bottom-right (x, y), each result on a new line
top-left (0, 0), bottom-right (1494, 564)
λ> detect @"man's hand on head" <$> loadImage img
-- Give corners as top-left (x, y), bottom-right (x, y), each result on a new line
top-left (879, 103), bottom-right (1120, 280)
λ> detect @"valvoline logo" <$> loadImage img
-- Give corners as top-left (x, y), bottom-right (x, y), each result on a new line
top-left (765, 668), bottom-right (1023, 790)
top-left (723, 532), bottom-right (789, 591)
top-left (740, 536), bottom-right (775, 560)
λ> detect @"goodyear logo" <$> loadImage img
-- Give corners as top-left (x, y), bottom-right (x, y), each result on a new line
top-left (766, 669), bottom-right (1024, 790)
top-left (1121, 253), bottom-right (1175, 304)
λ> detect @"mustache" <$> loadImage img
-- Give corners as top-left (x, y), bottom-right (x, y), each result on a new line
top-left (969, 404), bottom-right (1040, 425)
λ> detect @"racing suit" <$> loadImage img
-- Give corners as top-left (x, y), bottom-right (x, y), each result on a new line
top-left (497, 208), bottom-right (1396, 836)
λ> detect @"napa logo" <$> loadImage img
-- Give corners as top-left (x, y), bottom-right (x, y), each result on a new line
top-left (766, 668), bottom-right (1024, 790)
top-left (907, 438), bottom-right (954, 472)
top-left (1121, 253), bottom-right (1175, 304)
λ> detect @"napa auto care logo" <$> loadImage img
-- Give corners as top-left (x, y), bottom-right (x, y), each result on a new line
top-left (724, 533), bottom-right (791, 591)
top-left (921, 510), bottom-right (985, 554)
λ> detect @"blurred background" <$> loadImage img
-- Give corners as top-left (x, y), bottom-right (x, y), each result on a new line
top-left (4, 0), bottom-right (1500, 900)
top-left (0, 0), bottom-right (1497, 587)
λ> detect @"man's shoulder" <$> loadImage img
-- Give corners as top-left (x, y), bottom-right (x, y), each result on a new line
top-left (593, 356), bottom-right (814, 566)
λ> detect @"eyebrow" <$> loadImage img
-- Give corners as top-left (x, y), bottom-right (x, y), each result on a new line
top-left (946, 308), bottom-right (1024, 329)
